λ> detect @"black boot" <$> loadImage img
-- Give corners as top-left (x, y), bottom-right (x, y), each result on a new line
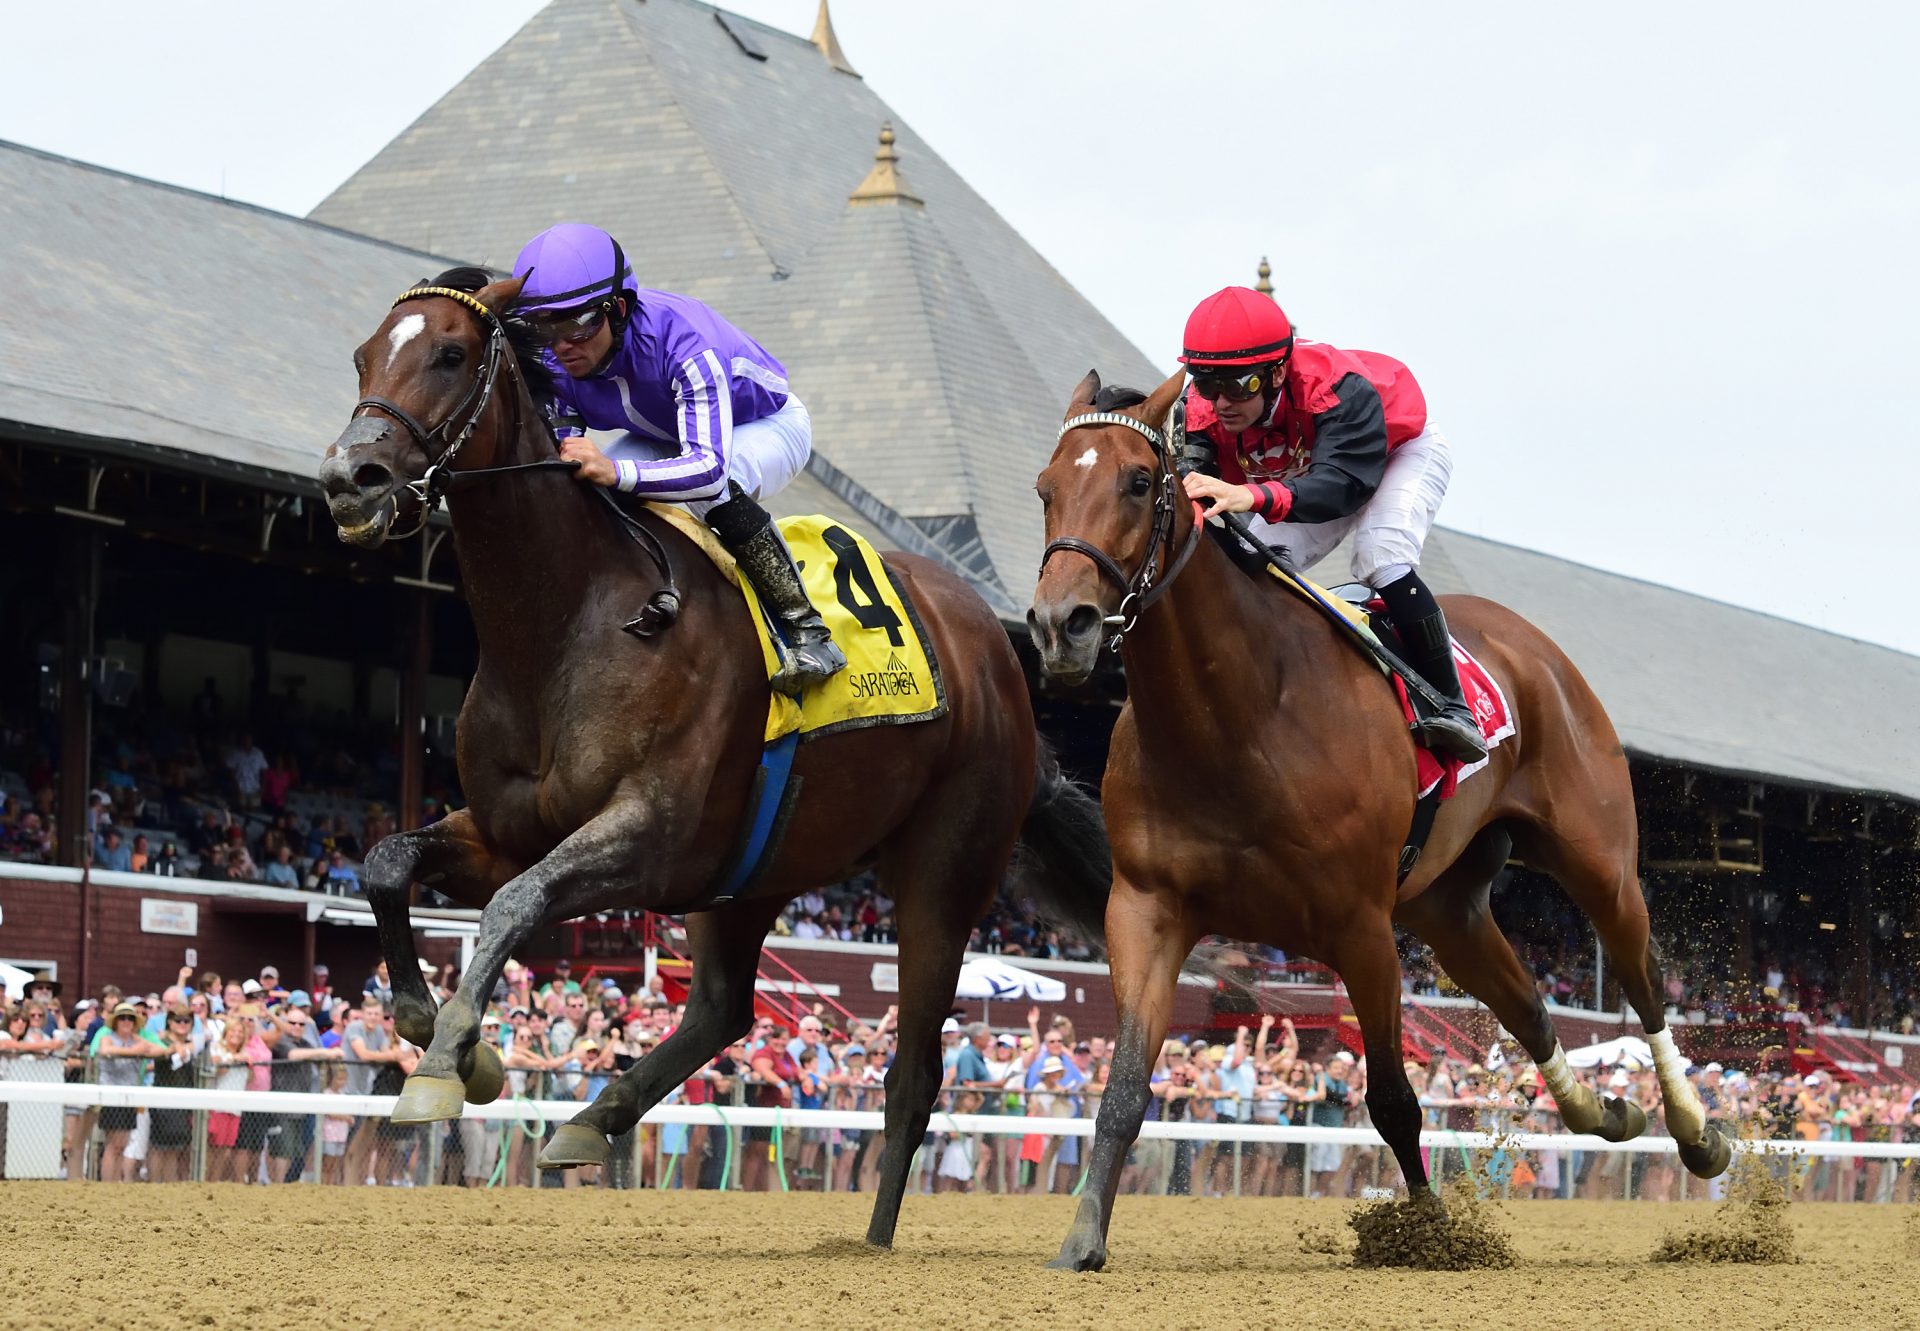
top-left (1376, 570), bottom-right (1488, 763)
top-left (706, 484), bottom-right (847, 697)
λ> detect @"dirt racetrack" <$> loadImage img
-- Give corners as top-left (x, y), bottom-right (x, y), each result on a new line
top-left (0, 1186), bottom-right (1913, 1331)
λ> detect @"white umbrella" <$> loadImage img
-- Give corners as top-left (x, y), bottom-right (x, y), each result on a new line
top-left (955, 957), bottom-right (1066, 1004)
top-left (0, 962), bottom-right (34, 1003)
top-left (1563, 1035), bottom-right (1680, 1070)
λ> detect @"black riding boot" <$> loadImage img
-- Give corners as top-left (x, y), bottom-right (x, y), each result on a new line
top-left (1375, 569), bottom-right (1488, 763)
top-left (705, 483), bottom-right (847, 697)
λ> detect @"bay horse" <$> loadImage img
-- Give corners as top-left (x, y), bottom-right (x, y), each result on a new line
top-left (1026, 370), bottom-right (1732, 1271)
top-left (317, 271), bottom-right (1109, 1246)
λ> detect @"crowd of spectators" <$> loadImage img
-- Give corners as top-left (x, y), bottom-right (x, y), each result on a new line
top-left (5, 960), bottom-right (1919, 1202)
top-left (0, 693), bottom-right (458, 895)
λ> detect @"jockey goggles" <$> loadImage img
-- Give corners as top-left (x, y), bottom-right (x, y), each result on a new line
top-left (1190, 361), bottom-right (1284, 404)
top-left (520, 301), bottom-right (612, 348)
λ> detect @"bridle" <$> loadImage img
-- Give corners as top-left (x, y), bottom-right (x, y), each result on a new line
top-left (1038, 407), bottom-right (1202, 652)
top-left (343, 284), bottom-right (682, 636)
top-left (350, 285), bottom-right (521, 541)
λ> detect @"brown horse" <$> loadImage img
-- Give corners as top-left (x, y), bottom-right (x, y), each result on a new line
top-left (317, 271), bottom-right (1110, 1246)
top-left (1026, 370), bottom-right (1732, 1271)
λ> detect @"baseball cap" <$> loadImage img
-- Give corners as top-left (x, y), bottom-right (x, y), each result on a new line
top-left (417, 958), bottom-right (436, 974)
top-left (286, 990), bottom-right (312, 1007)
top-left (995, 1033), bottom-right (1018, 1048)
top-left (940, 1017), bottom-right (960, 1034)
top-left (843, 1044), bottom-right (867, 1059)
top-left (259, 965), bottom-right (279, 978)
top-left (240, 979), bottom-right (263, 996)
top-left (1703, 1062), bottom-right (1723, 1073)
top-left (553, 957), bottom-right (572, 971)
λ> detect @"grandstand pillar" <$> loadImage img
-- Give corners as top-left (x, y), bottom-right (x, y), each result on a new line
top-left (398, 588), bottom-right (430, 837)
top-left (56, 522), bottom-right (99, 870)
top-left (1846, 820), bottom-right (1874, 1023)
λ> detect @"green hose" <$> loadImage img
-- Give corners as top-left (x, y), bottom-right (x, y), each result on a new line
top-left (484, 1095), bottom-right (548, 1189)
top-left (774, 1106), bottom-right (789, 1192)
top-left (711, 1105), bottom-right (736, 1191)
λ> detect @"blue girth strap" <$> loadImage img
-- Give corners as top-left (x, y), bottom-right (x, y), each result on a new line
top-left (700, 731), bottom-right (802, 907)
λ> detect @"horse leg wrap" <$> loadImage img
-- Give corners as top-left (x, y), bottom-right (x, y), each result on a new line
top-left (1539, 1045), bottom-right (1603, 1134)
top-left (1648, 1026), bottom-right (1707, 1145)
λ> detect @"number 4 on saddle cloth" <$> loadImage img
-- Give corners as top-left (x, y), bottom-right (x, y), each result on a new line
top-left (646, 507), bottom-right (948, 905)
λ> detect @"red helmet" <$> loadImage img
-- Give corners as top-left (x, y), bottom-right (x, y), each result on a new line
top-left (1179, 287), bottom-right (1294, 367)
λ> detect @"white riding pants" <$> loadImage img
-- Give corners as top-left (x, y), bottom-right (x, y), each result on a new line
top-left (1243, 424), bottom-right (1454, 587)
top-left (605, 393), bottom-right (812, 519)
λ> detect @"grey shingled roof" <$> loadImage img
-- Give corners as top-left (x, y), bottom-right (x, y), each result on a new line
top-left (310, 0), bottom-right (1158, 599)
top-left (0, 137), bottom-right (912, 549)
top-left (1322, 527), bottom-right (1920, 804)
top-left (0, 142), bottom-right (456, 485)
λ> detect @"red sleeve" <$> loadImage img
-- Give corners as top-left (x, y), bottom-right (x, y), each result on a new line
top-left (1250, 481), bottom-right (1293, 521)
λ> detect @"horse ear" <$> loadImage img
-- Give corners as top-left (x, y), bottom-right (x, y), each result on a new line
top-left (1140, 369), bottom-right (1188, 428)
top-left (475, 272), bottom-right (528, 316)
top-left (1067, 369), bottom-right (1101, 414)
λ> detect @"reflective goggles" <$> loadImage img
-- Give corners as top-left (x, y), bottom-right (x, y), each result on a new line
top-left (1190, 361), bottom-right (1284, 404)
top-left (520, 302), bottom-right (611, 348)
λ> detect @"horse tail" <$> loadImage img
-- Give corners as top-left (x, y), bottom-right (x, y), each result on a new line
top-left (1012, 740), bottom-right (1113, 946)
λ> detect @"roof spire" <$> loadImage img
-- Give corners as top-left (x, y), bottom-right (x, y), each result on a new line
top-left (810, 0), bottom-right (860, 77)
top-left (1255, 256), bottom-right (1275, 298)
top-left (849, 122), bottom-right (923, 209)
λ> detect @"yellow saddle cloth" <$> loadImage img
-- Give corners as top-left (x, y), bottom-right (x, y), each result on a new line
top-left (646, 507), bottom-right (948, 743)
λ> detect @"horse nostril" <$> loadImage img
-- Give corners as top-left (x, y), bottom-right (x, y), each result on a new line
top-left (1064, 604), bottom-right (1102, 641)
top-left (353, 461), bottom-right (394, 490)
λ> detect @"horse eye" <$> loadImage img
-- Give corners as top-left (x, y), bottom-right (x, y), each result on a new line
top-left (1127, 469), bottom-right (1152, 497)
top-left (433, 343), bottom-right (466, 370)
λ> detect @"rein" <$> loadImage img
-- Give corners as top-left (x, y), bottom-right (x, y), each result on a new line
top-left (350, 285), bottom-right (681, 635)
top-left (1038, 409), bottom-right (1202, 652)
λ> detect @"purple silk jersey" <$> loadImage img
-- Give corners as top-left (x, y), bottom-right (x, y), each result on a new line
top-left (545, 288), bottom-right (790, 503)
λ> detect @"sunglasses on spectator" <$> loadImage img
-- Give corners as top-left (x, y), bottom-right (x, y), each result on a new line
top-left (520, 303), bottom-right (610, 348)
top-left (1190, 363), bottom-right (1283, 404)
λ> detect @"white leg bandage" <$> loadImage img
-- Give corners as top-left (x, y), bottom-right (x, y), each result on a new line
top-left (1648, 1026), bottom-right (1707, 1145)
top-left (1539, 1045), bottom-right (1602, 1134)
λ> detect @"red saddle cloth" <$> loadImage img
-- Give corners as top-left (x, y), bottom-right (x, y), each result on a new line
top-left (1390, 638), bottom-right (1515, 799)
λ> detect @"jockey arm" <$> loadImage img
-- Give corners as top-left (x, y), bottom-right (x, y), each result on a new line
top-left (1255, 374), bottom-right (1389, 524)
top-left (606, 349), bottom-right (733, 503)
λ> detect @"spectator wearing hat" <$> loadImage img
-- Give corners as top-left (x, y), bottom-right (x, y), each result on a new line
top-left (93, 827), bottom-right (132, 873)
top-left (341, 996), bottom-right (401, 1186)
top-left (1021, 1054), bottom-right (1076, 1194)
top-left (459, 1013), bottom-right (509, 1188)
top-left (258, 1003), bottom-right (339, 1182)
top-left (742, 1024), bottom-right (801, 1192)
top-left (90, 1002), bottom-right (168, 1180)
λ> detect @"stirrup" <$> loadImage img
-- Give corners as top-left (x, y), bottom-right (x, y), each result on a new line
top-left (770, 619), bottom-right (847, 697)
top-left (1413, 707), bottom-right (1488, 762)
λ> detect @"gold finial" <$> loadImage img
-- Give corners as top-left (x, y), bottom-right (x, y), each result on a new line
top-left (811, 0), bottom-right (860, 77)
top-left (849, 121), bottom-right (923, 208)
top-left (1255, 256), bottom-right (1274, 297)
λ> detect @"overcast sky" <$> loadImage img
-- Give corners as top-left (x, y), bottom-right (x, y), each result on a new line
top-left (4, 2), bottom-right (1916, 653)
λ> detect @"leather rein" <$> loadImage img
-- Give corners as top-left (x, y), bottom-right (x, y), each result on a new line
top-left (1038, 409), bottom-right (1202, 652)
top-left (349, 285), bottom-right (681, 634)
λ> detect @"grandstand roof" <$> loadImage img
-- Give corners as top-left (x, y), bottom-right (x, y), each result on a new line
top-left (309, 0), bottom-right (1157, 599)
top-left (1373, 528), bottom-right (1920, 804)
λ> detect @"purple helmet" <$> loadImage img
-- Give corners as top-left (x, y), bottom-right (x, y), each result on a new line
top-left (512, 223), bottom-right (635, 316)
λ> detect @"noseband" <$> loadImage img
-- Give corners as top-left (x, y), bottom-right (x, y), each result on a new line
top-left (351, 285), bottom-right (519, 540)
top-left (1038, 408), bottom-right (1202, 652)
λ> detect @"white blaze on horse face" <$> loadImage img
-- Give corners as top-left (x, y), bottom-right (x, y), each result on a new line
top-left (1074, 445), bottom-right (1099, 469)
top-left (386, 313), bottom-right (426, 369)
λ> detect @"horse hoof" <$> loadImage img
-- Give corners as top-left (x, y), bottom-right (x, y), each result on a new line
top-left (390, 1074), bottom-right (467, 1125)
top-left (1600, 1095), bottom-right (1647, 1142)
top-left (461, 1039), bottom-right (505, 1105)
top-left (393, 993), bottom-right (438, 1049)
top-left (1677, 1124), bottom-right (1733, 1179)
top-left (1046, 1237), bottom-right (1108, 1272)
top-left (539, 1123), bottom-right (611, 1170)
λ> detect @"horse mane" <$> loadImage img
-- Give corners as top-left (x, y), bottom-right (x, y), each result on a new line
top-left (427, 266), bottom-right (558, 405)
top-left (1091, 384), bottom-right (1149, 412)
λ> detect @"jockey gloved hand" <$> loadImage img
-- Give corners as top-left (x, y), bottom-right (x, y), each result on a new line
top-left (1182, 472), bottom-right (1254, 517)
top-left (559, 436), bottom-right (617, 487)
top-left (1183, 472), bottom-right (1294, 522)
